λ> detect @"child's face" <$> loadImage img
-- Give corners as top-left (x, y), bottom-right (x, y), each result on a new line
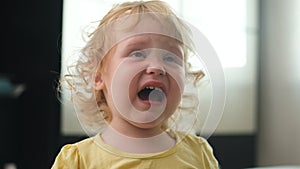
top-left (95, 34), bottom-right (185, 129)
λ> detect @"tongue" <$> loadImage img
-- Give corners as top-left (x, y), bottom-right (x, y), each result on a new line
top-left (138, 89), bottom-right (164, 102)
top-left (138, 88), bottom-right (152, 100)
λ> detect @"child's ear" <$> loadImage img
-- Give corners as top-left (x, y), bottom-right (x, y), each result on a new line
top-left (94, 73), bottom-right (104, 90)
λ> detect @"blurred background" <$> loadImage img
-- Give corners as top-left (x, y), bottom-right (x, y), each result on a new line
top-left (0, 0), bottom-right (299, 169)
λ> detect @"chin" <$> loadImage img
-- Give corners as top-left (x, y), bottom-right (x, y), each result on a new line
top-left (129, 119), bottom-right (165, 130)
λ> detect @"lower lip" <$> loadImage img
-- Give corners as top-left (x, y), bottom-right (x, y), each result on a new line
top-left (138, 98), bottom-right (165, 106)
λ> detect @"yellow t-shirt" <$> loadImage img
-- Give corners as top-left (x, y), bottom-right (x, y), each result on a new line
top-left (51, 132), bottom-right (219, 169)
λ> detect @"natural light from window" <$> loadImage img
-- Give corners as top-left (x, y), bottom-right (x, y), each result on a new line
top-left (62, 0), bottom-right (247, 69)
top-left (61, 0), bottom-right (256, 135)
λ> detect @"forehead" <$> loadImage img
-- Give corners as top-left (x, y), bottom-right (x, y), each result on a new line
top-left (99, 13), bottom-right (192, 59)
top-left (109, 13), bottom-right (184, 46)
top-left (118, 34), bottom-right (183, 52)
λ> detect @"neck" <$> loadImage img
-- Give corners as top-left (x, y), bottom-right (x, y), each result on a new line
top-left (101, 126), bottom-right (176, 154)
top-left (109, 117), bottom-right (164, 138)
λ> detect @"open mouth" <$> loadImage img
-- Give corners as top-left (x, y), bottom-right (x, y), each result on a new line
top-left (138, 86), bottom-right (165, 102)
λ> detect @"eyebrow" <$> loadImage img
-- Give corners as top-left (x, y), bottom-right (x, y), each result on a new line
top-left (125, 36), bottom-right (150, 47)
top-left (125, 35), bottom-right (183, 57)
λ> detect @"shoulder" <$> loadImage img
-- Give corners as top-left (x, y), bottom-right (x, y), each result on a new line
top-left (51, 137), bottom-right (94, 169)
top-left (175, 132), bottom-right (220, 168)
top-left (176, 132), bottom-right (213, 153)
top-left (186, 133), bottom-right (213, 149)
top-left (51, 143), bottom-right (80, 169)
top-left (176, 132), bottom-right (210, 146)
top-left (60, 137), bottom-right (95, 154)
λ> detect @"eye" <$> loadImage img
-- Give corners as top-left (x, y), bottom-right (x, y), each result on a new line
top-left (163, 54), bottom-right (182, 65)
top-left (163, 55), bottom-right (175, 62)
top-left (129, 50), bottom-right (146, 58)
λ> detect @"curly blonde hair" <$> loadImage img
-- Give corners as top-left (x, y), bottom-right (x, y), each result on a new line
top-left (62, 0), bottom-right (205, 134)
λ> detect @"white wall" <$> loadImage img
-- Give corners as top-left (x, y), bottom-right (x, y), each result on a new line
top-left (257, 0), bottom-right (300, 166)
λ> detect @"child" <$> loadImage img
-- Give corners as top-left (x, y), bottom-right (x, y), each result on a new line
top-left (52, 0), bottom-right (220, 168)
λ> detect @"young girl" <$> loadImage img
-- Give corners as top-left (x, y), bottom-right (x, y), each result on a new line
top-left (52, 0), bottom-right (220, 168)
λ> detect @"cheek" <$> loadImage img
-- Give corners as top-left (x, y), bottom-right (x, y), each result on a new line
top-left (103, 59), bottom-right (136, 92)
top-left (167, 78), bottom-right (183, 107)
top-left (165, 65), bottom-right (185, 93)
top-left (169, 90), bottom-right (181, 105)
top-left (109, 60), bottom-right (145, 107)
top-left (129, 75), bottom-right (140, 99)
top-left (169, 73), bottom-right (184, 95)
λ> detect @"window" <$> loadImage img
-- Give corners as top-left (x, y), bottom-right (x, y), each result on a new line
top-left (61, 0), bottom-right (258, 135)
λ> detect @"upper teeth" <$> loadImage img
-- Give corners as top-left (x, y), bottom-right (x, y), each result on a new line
top-left (145, 86), bottom-right (163, 92)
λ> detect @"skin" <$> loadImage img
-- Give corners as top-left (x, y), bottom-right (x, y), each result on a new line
top-left (94, 34), bottom-right (184, 138)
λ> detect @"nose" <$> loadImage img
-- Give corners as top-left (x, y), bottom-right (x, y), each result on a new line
top-left (146, 65), bottom-right (166, 75)
top-left (145, 52), bottom-right (166, 75)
